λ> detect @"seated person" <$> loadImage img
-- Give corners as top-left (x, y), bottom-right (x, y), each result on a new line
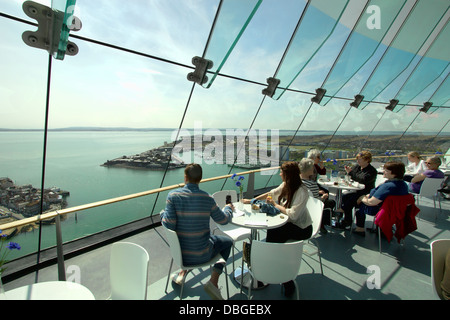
top-left (299, 158), bottom-right (335, 234)
top-left (161, 163), bottom-right (233, 300)
top-left (307, 149), bottom-right (326, 180)
top-left (353, 161), bottom-right (409, 236)
top-left (243, 161), bottom-right (311, 297)
top-left (243, 161), bottom-right (312, 242)
top-left (409, 156), bottom-right (445, 193)
top-left (337, 151), bottom-right (378, 229)
top-left (404, 151), bottom-right (427, 182)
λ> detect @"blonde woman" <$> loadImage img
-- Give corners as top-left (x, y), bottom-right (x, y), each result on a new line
top-left (404, 152), bottom-right (427, 182)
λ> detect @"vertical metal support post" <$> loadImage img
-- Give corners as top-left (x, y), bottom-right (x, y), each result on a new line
top-left (245, 172), bottom-right (255, 199)
top-left (55, 213), bottom-right (66, 281)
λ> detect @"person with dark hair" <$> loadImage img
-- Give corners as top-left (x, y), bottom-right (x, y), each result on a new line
top-left (352, 161), bottom-right (409, 236)
top-left (161, 163), bottom-right (234, 300)
top-left (244, 161), bottom-right (312, 242)
top-left (243, 161), bottom-right (311, 296)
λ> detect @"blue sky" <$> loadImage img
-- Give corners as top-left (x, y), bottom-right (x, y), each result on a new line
top-left (0, 0), bottom-right (449, 134)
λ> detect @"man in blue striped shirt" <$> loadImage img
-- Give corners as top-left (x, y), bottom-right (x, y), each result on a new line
top-left (161, 163), bottom-right (234, 300)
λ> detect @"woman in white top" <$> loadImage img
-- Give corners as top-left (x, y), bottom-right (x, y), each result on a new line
top-left (243, 161), bottom-right (311, 297)
top-left (404, 151), bottom-right (426, 182)
top-left (244, 161), bottom-right (312, 242)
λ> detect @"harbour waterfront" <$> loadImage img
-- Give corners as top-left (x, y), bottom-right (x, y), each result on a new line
top-left (1, 129), bottom-right (447, 259)
top-left (0, 130), bottom-right (282, 258)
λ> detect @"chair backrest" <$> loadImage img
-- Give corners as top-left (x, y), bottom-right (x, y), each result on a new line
top-left (250, 240), bottom-right (304, 284)
top-left (430, 239), bottom-right (450, 300)
top-left (110, 242), bottom-right (150, 300)
top-left (375, 174), bottom-right (387, 187)
top-left (212, 190), bottom-right (237, 209)
top-left (306, 196), bottom-right (324, 238)
top-left (162, 224), bottom-right (185, 268)
top-left (420, 178), bottom-right (445, 197)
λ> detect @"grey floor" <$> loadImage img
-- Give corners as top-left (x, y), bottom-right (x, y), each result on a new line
top-left (4, 194), bottom-right (449, 301)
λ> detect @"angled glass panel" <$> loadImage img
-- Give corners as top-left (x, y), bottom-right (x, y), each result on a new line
top-left (271, 0), bottom-right (350, 100)
top-left (392, 20), bottom-right (450, 112)
top-left (321, 0), bottom-right (408, 106)
top-left (202, 0), bottom-right (262, 88)
top-left (359, 0), bottom-right (450, 109)
top-left (0, 16), bottom-right (49, 259)
top-left (428, 76), bottom-right (450, 113)
top-left (400, 107), bottom-right (450, 153)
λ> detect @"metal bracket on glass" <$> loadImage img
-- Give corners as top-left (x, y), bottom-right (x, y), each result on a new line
top-left (419, 102), bottom-right (432, 113)
top-left (187, 56), bottom-right (214, 85)
top-left (311, 88), bottom-right (327, 105)
top-left (385, 99), bottom-right (399, 111)
top-left (21, 0), bottom-right (82, 60)
top-left (262, 77), bottom-right (280, 98)
top-left (350, 94), bottom-right (364, 109)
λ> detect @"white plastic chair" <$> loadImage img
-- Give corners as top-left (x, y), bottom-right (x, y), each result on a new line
top-left (375, 174), bottom-right (387, 187)
top-left (163, 224), bottom-right (229, 300)
top-left (248, 240), bottom-right (304, 300)
top-left (411, 177), bottom-right (445, 219)
top-left (430, 239), bottom-right (450, 300)
top-left (109, 242), bottom-right (150, 300)
top-left (304, 196), bottom-right (325, 275)
top-left (212, 190), bottom-right (251, 271)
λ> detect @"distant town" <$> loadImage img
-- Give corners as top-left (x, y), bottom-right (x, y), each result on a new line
top-left (101, 133), bottom-right (449, 171)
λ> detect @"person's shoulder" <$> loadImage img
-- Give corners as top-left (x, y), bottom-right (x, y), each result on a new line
top-left (168, 186), bottom-right (188, 197)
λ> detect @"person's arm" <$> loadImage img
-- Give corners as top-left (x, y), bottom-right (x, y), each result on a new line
top-left (244, 183), bottom-right (283, 204)
top-left (267, 187), bottom-right (308, 220)
top-left (353, 166), bottom-right (377, 187)
top-left (211, 200), bottom-right (233, 225)
top-left (411, 173), bottom-right (426, 183)
top-left (161, 195), bottom-right (177, 230)
top-left (360, 194), bottom-right (382, 206)
top-left (243, 192), bottom-right (269, 204)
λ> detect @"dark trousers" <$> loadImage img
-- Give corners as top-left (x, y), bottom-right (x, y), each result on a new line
top-left (266, 222), bottom-right (313, 243)
top-left (322, 199), bottom-right (336, 226)
top-left (355, 204), bottom-right (380, 228)
top-left (341, 192), bottom-right (362, 224)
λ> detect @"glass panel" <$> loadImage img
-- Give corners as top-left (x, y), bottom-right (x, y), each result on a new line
top-left (0, 17), bottom-right (49, 259)
top-left (202, 0), bottom-right (262, 88)
top-left (1, 0), bottom-right (449, 266)
top-left (394, 22), bottom-right (450, 111)
top-left (272, 0), bottom-right (350, 100)
top-left (359, 0), bottom-right (450, 109)
top-left (321, 0), bottom-right (408, 106)
top-left (427, 74), bottom-right (450, 114)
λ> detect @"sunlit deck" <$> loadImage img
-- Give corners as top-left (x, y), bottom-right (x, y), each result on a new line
top-left (4, 193), bottom-right (449, 301)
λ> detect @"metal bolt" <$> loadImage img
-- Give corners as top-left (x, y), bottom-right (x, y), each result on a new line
top-left (28, 35), bottom-right (38, 43)
top-left (28, 6), bottom-right (38, 15)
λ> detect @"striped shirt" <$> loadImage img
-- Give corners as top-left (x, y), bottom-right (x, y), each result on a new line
top-left (161, 183), bottom-right (232, 266)
top-left (302, 179), bottom-right (321, 198)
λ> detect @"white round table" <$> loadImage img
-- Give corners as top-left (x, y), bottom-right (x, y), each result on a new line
top-left (3, 281), bottom-right (95, 300)
top-left (318, 179), bottom-right (365, 209)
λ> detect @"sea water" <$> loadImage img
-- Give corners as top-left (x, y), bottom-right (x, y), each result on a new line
top-left (0, 130), bottom-right (281, 258)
